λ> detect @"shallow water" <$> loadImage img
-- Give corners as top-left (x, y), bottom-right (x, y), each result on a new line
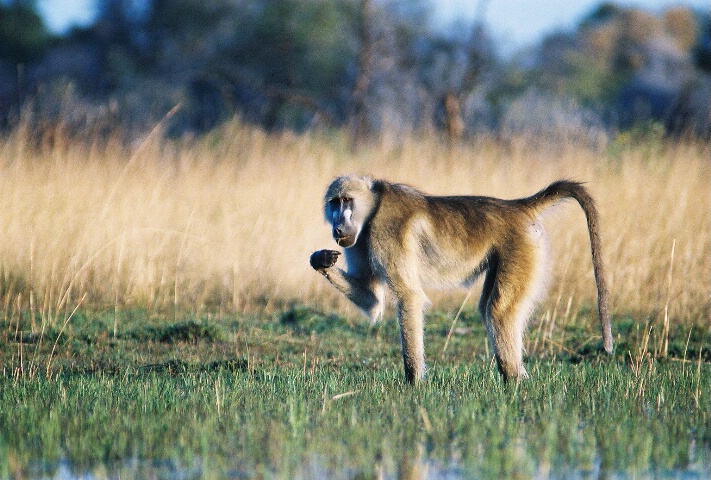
top-left (29, 448), bottom-right (711, 480)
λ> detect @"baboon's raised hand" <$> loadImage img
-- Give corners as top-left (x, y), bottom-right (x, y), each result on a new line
top-left (310, 250), bottom-right (340, 270)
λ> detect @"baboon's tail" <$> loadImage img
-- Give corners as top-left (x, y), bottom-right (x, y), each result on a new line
top-left (522, 180), bottom-right (613, 354)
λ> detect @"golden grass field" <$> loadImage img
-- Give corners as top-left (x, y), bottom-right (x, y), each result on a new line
top-left (0, 120), bottom-right (708, 334)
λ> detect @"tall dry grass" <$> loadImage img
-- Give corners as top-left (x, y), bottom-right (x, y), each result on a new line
top-left (0, 120), bottom-right (708, 330)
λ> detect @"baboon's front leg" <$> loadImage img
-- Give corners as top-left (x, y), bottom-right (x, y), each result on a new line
top-left (397, 296), bottom-right (427, 384)
top-left (310, 250), bottom-right (385, 322)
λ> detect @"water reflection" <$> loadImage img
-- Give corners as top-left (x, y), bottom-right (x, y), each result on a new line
top-left (23, 446), bottom-right (711, 479)
top-left (396, 444), bottom-right (427, 480)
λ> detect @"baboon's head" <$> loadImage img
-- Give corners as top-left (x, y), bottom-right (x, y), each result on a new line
top-left (324, 175), bottom-right (377, 248)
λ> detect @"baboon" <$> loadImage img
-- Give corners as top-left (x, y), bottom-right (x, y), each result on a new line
top-left (310, 175), bottom-right (612, 383)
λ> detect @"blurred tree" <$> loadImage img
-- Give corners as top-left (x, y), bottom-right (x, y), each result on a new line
top-left (349, 0), bottom-right (497, 141)
top-left (0, 0), bottom-right (53, 64)
top-left (146, 0), bottom-right (238, 68)
top-left (241, 0), bottom-right (357, 129)
top-left (663, 7), bottom-right (698, 51)
top-left (350, 0), bottom-right (373, 146)
top-left (425, 22), bottom-right (496, 141)
top-left (692, 11), bottom-right (710, 72)
top-left (140, 0), bottom-right (358, 132)
top-left (91, 0), bottom-right (151, 91)
top-left (525, 3), bottom-right (709, 135)
top-left (2, 0), bottom-right (709, 139)
top-left (0, 0), bottom-right (54, 130)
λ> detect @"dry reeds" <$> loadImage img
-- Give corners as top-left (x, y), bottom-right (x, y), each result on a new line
top-left (0, 120), bottom-right (708, 330)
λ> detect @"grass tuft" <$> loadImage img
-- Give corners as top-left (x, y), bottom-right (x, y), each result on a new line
top-left (123, 320), bottom-right (225, 344)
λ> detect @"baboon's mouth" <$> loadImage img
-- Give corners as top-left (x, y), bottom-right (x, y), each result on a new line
top-left (335, 235), bottom-right (355, 247)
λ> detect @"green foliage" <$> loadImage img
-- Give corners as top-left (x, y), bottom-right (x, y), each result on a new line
top-left (237, 0), bottom-right (358, 128)
top-left (580, 2), bottom-right (625, 27)
top-left (0, 1), bottom-right (53, 63)
top-left (559, 50), bottom-right (630, 105)
top-left (606, 120), bottom-right (667, 159)
top-left (693, 12), bottom-right (711, 72)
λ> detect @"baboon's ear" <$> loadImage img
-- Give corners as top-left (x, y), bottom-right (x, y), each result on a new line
top-left (370, 179), bottom-right (384, 194)
top-left (353, 175), bottom-right (372, 191)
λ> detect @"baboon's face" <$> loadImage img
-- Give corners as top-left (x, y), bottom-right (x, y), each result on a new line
top-left (324, 176), bottom-right (375, 249)
top-left (327, 196), bottom-right (360, 247)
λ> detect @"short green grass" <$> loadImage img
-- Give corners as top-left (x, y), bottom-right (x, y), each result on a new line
top-left (1, 307), bottom-right (709, 478)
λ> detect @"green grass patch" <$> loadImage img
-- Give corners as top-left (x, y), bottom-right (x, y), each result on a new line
top-left (0, 307), bottom-right (709, 478)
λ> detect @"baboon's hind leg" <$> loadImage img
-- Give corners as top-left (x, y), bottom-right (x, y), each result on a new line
top-left (482, 248), bottom-right (543, 381)
top-left (478, 253), bottom-right (499, 367)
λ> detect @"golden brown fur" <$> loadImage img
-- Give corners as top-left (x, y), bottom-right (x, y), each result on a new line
top-left (310, 175), bottom-right (612, 383)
